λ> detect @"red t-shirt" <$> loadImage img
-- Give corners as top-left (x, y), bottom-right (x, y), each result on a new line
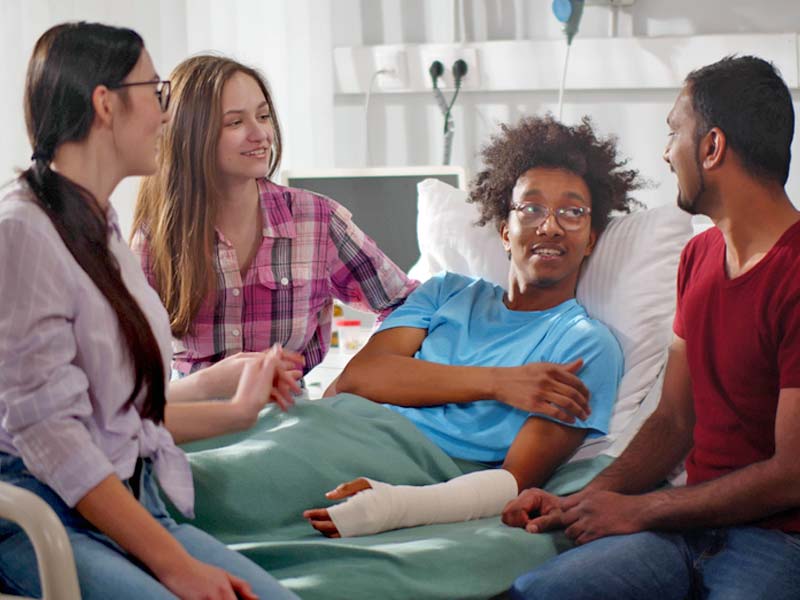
top-left (673, 220), bottom-right (800, 532)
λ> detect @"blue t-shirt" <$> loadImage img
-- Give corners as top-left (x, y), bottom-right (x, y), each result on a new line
top-left (377, 272), bottom-right (623, 463)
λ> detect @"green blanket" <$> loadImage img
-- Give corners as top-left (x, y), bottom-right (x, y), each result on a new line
top-left (175, 394), bottom-right (612, 600)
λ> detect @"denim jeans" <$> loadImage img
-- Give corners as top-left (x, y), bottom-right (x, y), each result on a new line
top-left (510, 527), bottom-right (800, 600)
top-left (0, 453), bottom-right (298, 599)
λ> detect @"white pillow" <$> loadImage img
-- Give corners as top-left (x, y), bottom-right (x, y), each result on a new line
top-left (409, 178), bottom-right (694, 459)
top-left (409, 179), bottom-right (509, 288)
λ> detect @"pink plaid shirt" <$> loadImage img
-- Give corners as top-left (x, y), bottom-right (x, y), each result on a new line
top-left (131, 178), bottom-right (418, 375)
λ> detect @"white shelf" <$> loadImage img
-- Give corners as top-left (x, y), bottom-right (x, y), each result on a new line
top-left (334, 33), bottom-right (800, 94)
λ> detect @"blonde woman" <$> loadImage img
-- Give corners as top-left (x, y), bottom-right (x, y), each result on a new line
top-left (132, 55), bottom-right (418, 379)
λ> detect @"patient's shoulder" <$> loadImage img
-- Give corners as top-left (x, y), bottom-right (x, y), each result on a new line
top-left (403, 272), bottom-right (497, 310)
top-left (428, 271), bottom-right (498, 296)
top-left (556, 302), bottom-right (622, 358)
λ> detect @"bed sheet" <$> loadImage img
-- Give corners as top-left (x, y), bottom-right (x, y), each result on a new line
top-left (173, 394), bottom-right (613, 600)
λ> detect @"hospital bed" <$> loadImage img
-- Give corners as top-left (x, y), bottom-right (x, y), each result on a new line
top-left (3, 181), bottom-right (692, 599)
top-left (171, 181), bottom-right (694, 599)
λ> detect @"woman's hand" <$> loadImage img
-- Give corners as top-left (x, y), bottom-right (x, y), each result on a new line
top-left (157, 554), bottom-right (258, 600)
top-left (197, 347), bottom-right (304, 401)
top-left (302, 478), bottom-right (373, 537)
top-left (229, 346), bottom-right (302, 427)
top-left (493, 359), bottom-right (590, 423)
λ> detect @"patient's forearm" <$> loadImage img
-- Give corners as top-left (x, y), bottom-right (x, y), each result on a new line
top-left (327, 470), bottom-right (519, 537)
top-left (337, 353), bottom-right (497, 406)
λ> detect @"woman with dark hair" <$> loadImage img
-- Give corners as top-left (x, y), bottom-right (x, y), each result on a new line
top-left (132, 55), bottom-right (418, 381)
top-left (0, 22), bottom-right (299, 599)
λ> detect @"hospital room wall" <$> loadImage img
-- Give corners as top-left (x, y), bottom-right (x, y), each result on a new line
top-left (331, 0), bottom-right (800, 210)
top-left (1, 0), bottom-right (798, 239)
top-left (0, 0), bottom-right (335, 239)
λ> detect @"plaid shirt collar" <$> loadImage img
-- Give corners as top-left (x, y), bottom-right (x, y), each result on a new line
top-left (258, 178), bottom-right (296, 239)
top-left (213, 179), bottom-right (297, 246)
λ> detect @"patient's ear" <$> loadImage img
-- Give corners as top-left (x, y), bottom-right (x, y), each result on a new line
top-left (500, 221), bottom-right (512, 259)
top-left (584, 230), bottom-right (598, 257)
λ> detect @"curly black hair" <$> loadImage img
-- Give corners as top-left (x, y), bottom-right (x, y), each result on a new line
top-left (470, 115), bottom-right (645, 233)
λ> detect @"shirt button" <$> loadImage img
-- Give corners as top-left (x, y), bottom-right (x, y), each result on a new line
top-left (232, 288), bottom-right (240, 297)
top-left (280, 277), bottom-right (289, 286)
top-left (232, 329), bottom-right (241, 337)
top-left (262, 228), bottom-right (269, 237)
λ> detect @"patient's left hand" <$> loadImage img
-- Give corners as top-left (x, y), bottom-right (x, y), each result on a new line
top-left (502, 488), bottom-right (565, 533)
top-left (303, 478), bottom-right (372, 537)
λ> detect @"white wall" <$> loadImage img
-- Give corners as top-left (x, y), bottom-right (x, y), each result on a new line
top-left (330, 0), bottom-right (800, 210)
top-left (1, 0), bottom-right (334, 237)
top-left (2, 0), bottom-right (799, 237)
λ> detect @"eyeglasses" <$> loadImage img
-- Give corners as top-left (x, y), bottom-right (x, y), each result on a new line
top-left (107, 80), bottom-right (171, 112)
top-left (509, 203), bottom-right (592, 231)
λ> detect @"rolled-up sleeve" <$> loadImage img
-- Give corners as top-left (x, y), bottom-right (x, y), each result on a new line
top-left (326, 200), bottom-right (419, 321)
top-left (0, 216), bottom-right (114, 506)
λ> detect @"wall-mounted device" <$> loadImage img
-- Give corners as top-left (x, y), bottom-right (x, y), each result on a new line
top-left (429, 59), bottom-right (469, 165)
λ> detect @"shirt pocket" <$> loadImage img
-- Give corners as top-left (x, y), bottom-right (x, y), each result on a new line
top-left (256, 263), bottom-right (311, 290)
top-left (256, 263), bottom-right (315, 350)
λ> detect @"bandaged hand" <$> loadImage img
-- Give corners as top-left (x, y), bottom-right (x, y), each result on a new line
top-left (303, 470), bottom-right (519, 538)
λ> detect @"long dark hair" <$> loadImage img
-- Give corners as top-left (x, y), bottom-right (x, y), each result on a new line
top-left (22, 22), bottom-right (166, 423)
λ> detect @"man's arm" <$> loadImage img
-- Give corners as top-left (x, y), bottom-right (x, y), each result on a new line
top-left (561, 387), bottom-right (800, 544)
top-left (502, 335), bottom-right (694, 532)
top-left (337, 326), bottom-right (590, 422)
top-left (586, 336), bottom-right (695, 494)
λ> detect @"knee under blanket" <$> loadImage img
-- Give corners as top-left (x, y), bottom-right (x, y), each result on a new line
top-left (172, 394), bottom-right (613, 600)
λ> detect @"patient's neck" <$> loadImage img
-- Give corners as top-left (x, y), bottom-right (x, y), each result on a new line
top-left (504, 280), bottom-right (575, 312)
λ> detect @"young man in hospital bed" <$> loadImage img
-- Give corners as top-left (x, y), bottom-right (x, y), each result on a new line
top-left (302, 114), bottom-right (645, 538)
top-left (504, 56), bottom-right (800, 599)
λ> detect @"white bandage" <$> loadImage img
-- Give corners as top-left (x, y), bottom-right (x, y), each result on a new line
top-left (327, 469), bottom-right (519, 538)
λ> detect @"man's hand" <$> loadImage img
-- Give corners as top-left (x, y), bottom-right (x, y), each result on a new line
top-left (501, 488), bottom-right (566, 533)
top-left (561, 490), bottom-right (648, 545)
top-left (303, 478), bottom-right (373, 537)
top-left (494, 359), bottom-right (590, 423)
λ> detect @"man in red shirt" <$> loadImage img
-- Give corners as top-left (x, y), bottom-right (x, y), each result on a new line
top-left (503, 55), bottom-right (800, 599)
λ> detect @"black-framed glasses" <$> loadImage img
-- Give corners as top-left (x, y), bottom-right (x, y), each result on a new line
top-left (509, 203), bottom-right (592, 231)
top-left (107, 80), bottom-right (171, 112)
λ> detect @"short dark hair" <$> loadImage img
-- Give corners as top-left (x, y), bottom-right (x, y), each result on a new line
top-left (469, 115), bottom-right (644, 233)
top-left (685, 55), bottom-right (794, 185)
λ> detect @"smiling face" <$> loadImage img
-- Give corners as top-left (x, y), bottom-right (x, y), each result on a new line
top-left (216, 71), bottom-right (274, 187)
top-left (501, 167), bottom-right (596, 300)
top-left (664, 86), bottom-right (706, 215)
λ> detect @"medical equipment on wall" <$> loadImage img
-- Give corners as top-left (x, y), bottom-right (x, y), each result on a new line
top-left (363, 68), bottom-right (394, 164)
top-left (552, 0), bottom-right (585, 120)
top-left (429, 59), bottom-right (468, 165)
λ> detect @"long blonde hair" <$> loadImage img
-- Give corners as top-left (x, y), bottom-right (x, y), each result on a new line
top-left (133, 55), bottom-right (282, 337)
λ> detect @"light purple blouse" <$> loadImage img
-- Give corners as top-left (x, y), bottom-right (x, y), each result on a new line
top-left (0, 182), bottom-right (194, 517)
